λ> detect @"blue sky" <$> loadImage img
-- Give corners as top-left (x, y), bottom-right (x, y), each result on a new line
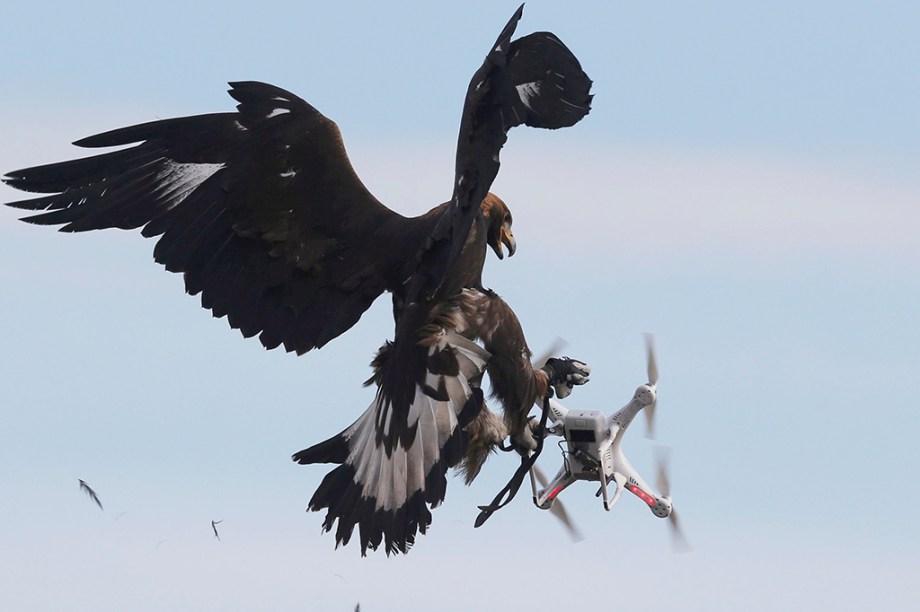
top-left (1, 1), bottom-right (919, 610)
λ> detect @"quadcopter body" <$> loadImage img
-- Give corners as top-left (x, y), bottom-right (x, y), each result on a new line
top-left (528, 337), bottom-right (683, 539)
top-left (532, 389), bottom-right (670, 518)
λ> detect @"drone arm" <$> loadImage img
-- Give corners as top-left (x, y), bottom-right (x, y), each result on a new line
top-left (541, 397), bottom-right (569, 430)
top-left (609, 451), bottom-right (668, 515)
top-left (607, 397), bottom-right (644, 432)
top-left (533, 464), bottom-right (576, 510)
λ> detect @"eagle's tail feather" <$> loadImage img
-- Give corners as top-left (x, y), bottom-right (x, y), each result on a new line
top-left (292, 433), bottom-right (349, 465)
top-left (294, 332), bottom-right (489, 555)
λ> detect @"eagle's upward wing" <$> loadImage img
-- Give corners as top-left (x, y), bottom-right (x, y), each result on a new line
top-left (4, 82), bottom-right (432, 355)
top-left (406, 4), bottom-right (592, 303)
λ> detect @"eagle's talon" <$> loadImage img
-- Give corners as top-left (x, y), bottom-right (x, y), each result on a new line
top-left (542, 357), bottom-right (591, 399)
top-left (510, 417), bottom-right (541, 453)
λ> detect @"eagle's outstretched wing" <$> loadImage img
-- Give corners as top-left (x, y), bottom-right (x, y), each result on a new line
top-left (4, 81), bottom-right (435, 355)
top-left (407, 4), bottom-right (592, 304)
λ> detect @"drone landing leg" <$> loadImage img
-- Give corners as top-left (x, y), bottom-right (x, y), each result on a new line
top-left (599, 468), bottom-right (610, 509)
top-left (602, 472), bottom-right (628, 511)
top-left (528, 460), bottom-right (539, 501)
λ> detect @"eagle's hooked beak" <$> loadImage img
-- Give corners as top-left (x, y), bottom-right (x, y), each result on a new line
top-left (492, 223), bottom-right (516, 260)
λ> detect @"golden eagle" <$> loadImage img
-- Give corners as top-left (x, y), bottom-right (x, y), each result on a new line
top-left (3, 6), bottom-right (592, 554)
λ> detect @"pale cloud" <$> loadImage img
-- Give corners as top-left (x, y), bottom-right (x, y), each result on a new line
top-left (495, 145), bottom-right (920, 264)
top-left (283, 139), bottom-right (920, 265)
top-left (5, 113), bottom-right (916, 268)
top-left (4, 502), bottom-right (914, 611)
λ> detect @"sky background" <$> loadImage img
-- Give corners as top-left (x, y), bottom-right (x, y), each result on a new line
top-left (1, 1), bottom-right (918, 610)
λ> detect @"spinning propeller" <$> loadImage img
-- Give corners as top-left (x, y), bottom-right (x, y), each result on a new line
top-left (532, 465), bottom-right (583, 542)
top-left (644, 333), bottom-right (659, 439)
top-left (528, 337), bottom-right (584, 542)
top-left (655, 446), bottom-right (691, 552)
top-left (532, 337), bottom-right (569, 370)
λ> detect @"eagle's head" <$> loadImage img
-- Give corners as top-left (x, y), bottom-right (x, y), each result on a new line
top-left (481, 192), bottom-right (516, 260)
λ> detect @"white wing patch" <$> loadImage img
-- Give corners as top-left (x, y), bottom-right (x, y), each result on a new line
top-left (267, 107), bottom-right (291, 118)
top-left (515, 81), bottom-right (542, 112)
top-left (345, 332), bottom-right (489, 511)
top-left (154, 161), bottom-right (224, 210)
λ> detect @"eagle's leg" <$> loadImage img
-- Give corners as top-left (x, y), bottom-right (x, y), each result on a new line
top-left (459, 405), bottom-right (508, 484)
top-left (456, 289), bottom-right (590, 451)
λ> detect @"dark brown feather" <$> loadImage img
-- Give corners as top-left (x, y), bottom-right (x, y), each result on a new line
top-left (78, 479), bottom-right (103, 511)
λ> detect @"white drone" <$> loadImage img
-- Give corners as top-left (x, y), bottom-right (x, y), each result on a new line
top-left (530, 335), bottom-right (688, 550)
